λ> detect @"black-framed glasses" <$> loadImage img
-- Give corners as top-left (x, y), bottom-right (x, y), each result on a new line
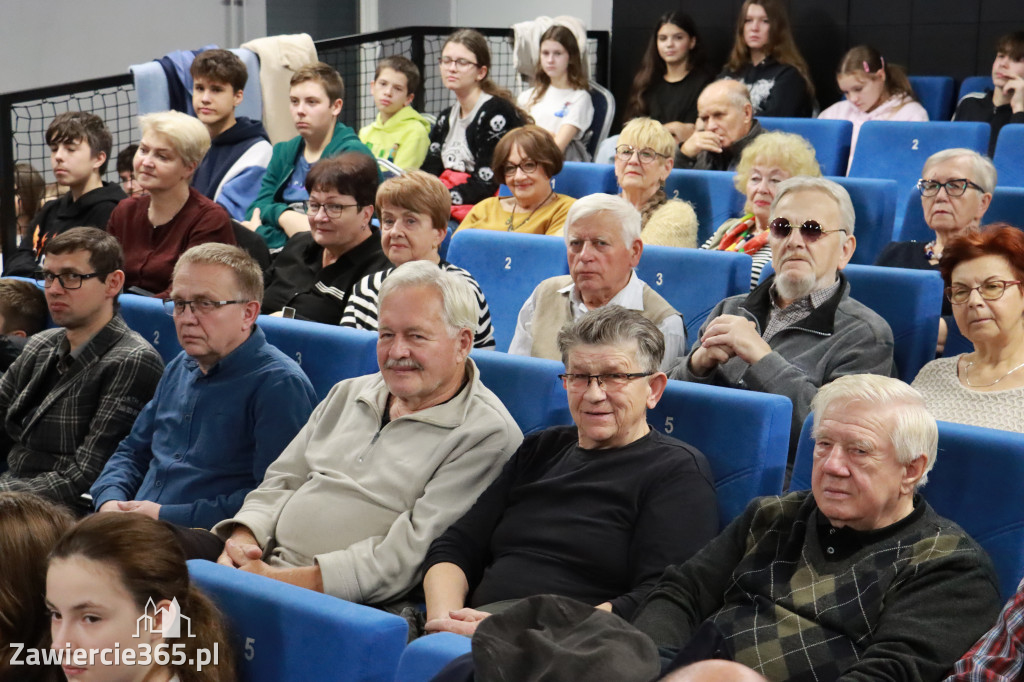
top-left (559, 372), bottom-right (653, 391)
top-left (438, 56), bottom-right (479, 69)
top-left (503, 160), bottom-right (539, 177)
top-left (37, 271), bottom-right (104, 290)
top-left (307, 202), bottom-right (360, 219)
top-left (916, 178), bottom-right (985, 197)
top-left (615, 145), bottom-right (667, 165)
top-left (162, 299), bottom-right (247, 317)
top-left (945, 279), bottom-right (1023, 305)
top-left (768, 217), bottom-right (847, 243)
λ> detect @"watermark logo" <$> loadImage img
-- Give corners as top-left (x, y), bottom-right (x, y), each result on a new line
top-left (135, 597), bottom-right (194, 639)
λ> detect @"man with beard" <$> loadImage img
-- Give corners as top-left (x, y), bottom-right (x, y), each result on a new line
top-left (669, 176), bottom-right (894, 456)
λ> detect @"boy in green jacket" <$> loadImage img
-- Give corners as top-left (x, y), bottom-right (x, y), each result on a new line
top-left (359, 56), bottom-right (430, 171)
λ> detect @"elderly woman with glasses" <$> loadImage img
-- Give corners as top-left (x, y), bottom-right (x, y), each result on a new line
top-left (911, 224), bottom-right (1024, 433)
top-left (615, 117), bottom-right (698, 247)
top-left (421, 306), bottom-right (717, 638)
top-left (875, 148), bottom-right (996, 352)
top-left (262, 152), bottom-right (390, 323)
top-left (456, 125), bottom-right (576, 235)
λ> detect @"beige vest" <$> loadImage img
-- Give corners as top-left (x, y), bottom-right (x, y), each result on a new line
top-left (528, 275), bottom-right (679, 360)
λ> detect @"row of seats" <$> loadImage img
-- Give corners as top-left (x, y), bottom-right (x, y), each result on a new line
top-left (186, 415), bottom-right (1024, 682)
top-left (444, 230), bottom-right (944, 382)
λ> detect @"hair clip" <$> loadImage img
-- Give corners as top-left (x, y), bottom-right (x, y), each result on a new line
top-left (862, 61), bottom-right (871, 73)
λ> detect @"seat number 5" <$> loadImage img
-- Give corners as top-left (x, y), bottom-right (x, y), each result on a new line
top-left (664, 416), bottom-right (674, 434)
top-left (244, 637), bottom-right (256, 661)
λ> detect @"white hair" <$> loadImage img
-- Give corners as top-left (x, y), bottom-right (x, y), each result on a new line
top-left (563, 193), bottom-right (641, 244)
top-left (811, 374), bottom-right (938, 488)
top-left (377, 261), bottom-right (477, 336)
top-left (770, 176), bottom-right (857, 236)
top-left (923, 148), bottom-right (998, 193)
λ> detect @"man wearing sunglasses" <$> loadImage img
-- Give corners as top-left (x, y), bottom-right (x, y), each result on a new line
top-left (676, 79), bottom-right (763, 171)
top-left (672, 177), bottom-right (895, 457)
top-left (0, 228), bottom-right (164, 512)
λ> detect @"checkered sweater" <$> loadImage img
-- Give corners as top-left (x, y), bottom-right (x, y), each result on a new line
top-left (633, 492), bottom-right (1001, 682)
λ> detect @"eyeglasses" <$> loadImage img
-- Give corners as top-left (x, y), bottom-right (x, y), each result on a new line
top-left (307, 202), bottom-right (360, 219)
top-left (438, 56), bottom-right (479, 69)
top-left (916, 178), bottom-right (985, 197)
top-left (768, 217), bottom-right (847, 242)
top-left (615, 145), bottom-right (667, 165)
top-left (162, 299), bottom-right (247, 316)
top-left (37, 271), bottom-right (104, 289)
top-left (945, 279), bottom-right (1023, 305)
top-left (559, 372), bottom-right (653, 391)
top-left (503, 160), bottom-right (538, 177)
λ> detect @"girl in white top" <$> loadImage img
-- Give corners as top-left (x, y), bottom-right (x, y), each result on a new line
top-left (819, 45), bottom-right (928, 167)
top-left (518, 25), bottom-right (594, 161)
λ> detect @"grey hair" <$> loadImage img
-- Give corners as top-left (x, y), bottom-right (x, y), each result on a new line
top-left (564, 193), bottom-right (641, 245)
top-left (922, 148), bottom-right (998, 193)
top-left (770, 176), bottom-right (857, 236)
top-left (811, 374), bottom-right (937, 488)
top-left (377, 260), bottom-right (477, 337)
top-left (173, 243), bottom-right (263, 303)
top-left (704, 78), bottom-right (752, 110)
top-left (556, 305), bottom-right (665, 374)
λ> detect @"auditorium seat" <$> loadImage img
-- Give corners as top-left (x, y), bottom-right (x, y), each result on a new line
top-left (470, 350), bottom-right (570, 433)
top-left (828, 176), bottom-right (898, 265)
top-left (446, 230), bottom-right (568, 351)
top-left (993, 124), bottom-right (1024, 188)
top-left (649, 380), bottom-right (791, 527)
top-left (550, 161), bottom-right (618, 198)
top-left (788, 418), bottom-right (1024, 602)
top-left (118, 293), bottom-right (182, 364)
top-left (664, 169), bottom-right (741, 244)
top-left (957, 76), bottom-right (994, 102)
top-left (634, 245), bottom-right (751, 341)
top-left (394, 633), bottom-right (472, 682)
top-left (847, 121), bottom-right (990, 238)
top-left (908, 76), bottom-right (955, 121)
top-left (188, 559), bottom-right (408, 682)
top-left (897, 186), bottom-right (1024, 243)
top-left (759, 117), bottom-right (853, 177)
top-left (259, 316), bottom-right (378, 400)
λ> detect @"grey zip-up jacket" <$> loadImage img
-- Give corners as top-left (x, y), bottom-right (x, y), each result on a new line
top-left (669, 273), bottom-right (895, 457)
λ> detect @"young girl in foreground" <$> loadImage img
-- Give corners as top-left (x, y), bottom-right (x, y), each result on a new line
top-left (518, 25), bottom-right (593, 160)
top-left (819, 45), bottom-right (928, 160)
top-left (46, 514), bottom-right (235, 682)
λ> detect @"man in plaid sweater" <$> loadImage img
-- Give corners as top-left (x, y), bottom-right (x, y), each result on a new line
top-left (0, 228), bottom-right (163, 513)
top-left (633, 375), bottom-right (1001, 681)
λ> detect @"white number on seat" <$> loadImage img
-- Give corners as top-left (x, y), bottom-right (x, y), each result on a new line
top-left (664, 416), bottom-right (674, 434)
top-left (294, 352), bottom-right (303, 365)
top-left (244, 637), bottom-right (256, 661)
top-left (504, 256), bottom-right (512, 270)
top-left (152, 331), bottom-right (159, 345)
top-left (656, 272), bottom-right (664, 286)
top-left (672, 189), bottom-right (680, 200)
top-left (911, 138), bottom-right (919, 150)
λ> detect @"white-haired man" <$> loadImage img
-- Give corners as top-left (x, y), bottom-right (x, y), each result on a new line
top-left (671, 176), bottom-right (895, 452)
top-left (212, 261), bottom-right (523, 604)
top-left (508, 193), bottom-right (685, 371)
top-left (677, 79), bottom-right (763, 171)
top-left (633, 375), bottom-right (1001, 681)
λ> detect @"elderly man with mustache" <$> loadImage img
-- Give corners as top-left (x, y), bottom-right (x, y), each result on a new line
top-left (670, 176), bottom-right (895, 457)
top-left (210, 260), bottom-right (523, 606)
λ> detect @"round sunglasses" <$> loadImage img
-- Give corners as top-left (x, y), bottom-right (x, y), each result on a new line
top-left (769, 217), bottom-right (847, 242)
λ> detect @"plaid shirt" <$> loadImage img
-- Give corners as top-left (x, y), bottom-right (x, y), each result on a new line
top-left (0, 315), bottom-right (163, 510)
top-left (945, 579), bottom-right (1024, 681)
top-left (762, 277), bottom-right (841, 342)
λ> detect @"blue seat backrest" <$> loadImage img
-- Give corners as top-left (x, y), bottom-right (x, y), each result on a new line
top-left (994, 124), bottom-right (1024, 188)
top-left (118, 294), bottom-right (182, 364)
top-left (788, 419), bottom-right (1024, 602)
top-left (585, 83), bottom-right (617, 159)
top-left (635, 246), bottom-right (751, 341)
top-left (759, 117), bottom-right (853, 177)
top-left (957, 76), bottom-right (994, 102)
top-left (848, 121), bottom-right (990, 238)
top-left (550, 161), bottom-right (618, 198)
top-left (446, 231), bottom-right (568, 352)
top-left (470, 350), bottom-right (570, 434)
top-left (899, 186), bottom-right (1024, 243)
top-left (188, 560), bottom-right (408, 682)
top-left (259, 315), bottom-right (378, 401)
top-left (842, 264), bottom-right (943, 383)
top-left (664, 169), bottom-right (741, 244)
top-left (942, 310), bottom-right (975, 357)
top-left (395, 632), bottom-right (472, 682)
top-left (649, 380), bottom-right (791, 528)
top-left (827, 176), bottom-right (898, 265)
top-left (908, 76), bottom-right (955, 121)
